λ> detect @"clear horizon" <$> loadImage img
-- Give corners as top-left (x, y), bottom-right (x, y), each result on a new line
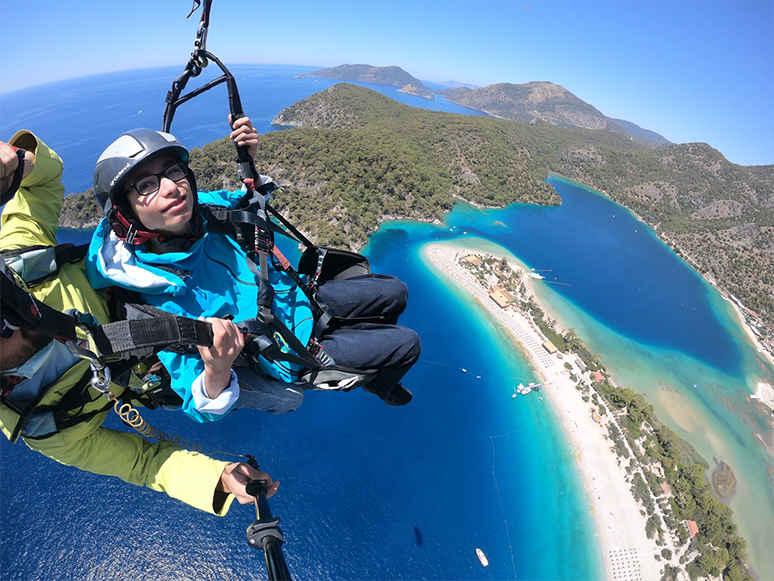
top-left (1, 0), bottom-right (772, 167)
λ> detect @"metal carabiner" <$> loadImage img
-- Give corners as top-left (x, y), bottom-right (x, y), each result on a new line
top-left (192, 24), bottom-right (209, 68)
top-left (89, 361), bottom-right (113, 397)
top-left (63, 310), bottom-right (116, 399)
top-left (65, 340), bottom-right (114, 398)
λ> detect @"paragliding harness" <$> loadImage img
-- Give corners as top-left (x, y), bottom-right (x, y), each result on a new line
top-left (162, 0), bottom-right (381, 393)
top-left (0, 248), bottom-right (214, 443)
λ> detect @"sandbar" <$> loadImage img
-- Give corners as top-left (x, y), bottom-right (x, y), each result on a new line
top-left (424, 242), bottom-right (672, 581)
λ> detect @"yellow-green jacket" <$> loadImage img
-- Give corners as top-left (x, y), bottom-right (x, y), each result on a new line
top-left (0, 131), bottom-right (235, 515)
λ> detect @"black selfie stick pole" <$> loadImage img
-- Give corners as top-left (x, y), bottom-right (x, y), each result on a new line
top-left (245, 458), bottom-right (292, 581)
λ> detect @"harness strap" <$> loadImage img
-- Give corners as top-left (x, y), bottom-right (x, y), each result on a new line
top-left (239, 319), bottom-right (323, 370)
top-left (0, 265), bottom-right (80, 342)
top-left (2, 356), bottom-right (169, 443)
top-left (3, 363), bottom-right (92, 444)
top-left (89, 303), bottom-right (213, 361)
top-left (1, 253), bottom-right (213, 364)
top-left (1, 243), bottom-right (88, 287)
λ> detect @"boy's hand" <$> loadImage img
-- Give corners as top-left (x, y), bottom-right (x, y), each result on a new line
top-left (229, 115), bottom-right (259, 159)
top-left (198, 317), bottom-right (245, 398)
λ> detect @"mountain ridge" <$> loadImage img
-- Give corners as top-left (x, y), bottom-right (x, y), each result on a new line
top-left (441, 81), bottom-right (670, 147)
top-left (309, 64), bottom-right (669, 147)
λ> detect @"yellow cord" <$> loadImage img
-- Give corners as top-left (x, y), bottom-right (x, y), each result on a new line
top-left (113, 400), bottom-right (204, 453)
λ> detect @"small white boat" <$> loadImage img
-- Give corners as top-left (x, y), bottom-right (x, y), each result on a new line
top-left (476, 548), bottom-right (489, 567)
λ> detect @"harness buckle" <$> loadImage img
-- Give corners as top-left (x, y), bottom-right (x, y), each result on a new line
top-left (254, 227), bottom-right (273, 253)
top-left (307, 338), bottom-right (334, 367)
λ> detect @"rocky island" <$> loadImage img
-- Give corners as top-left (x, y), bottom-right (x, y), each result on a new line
top-left (310, 63), bottom-right (429, 90)
top-left (397, 84), bottom-right (434, 100)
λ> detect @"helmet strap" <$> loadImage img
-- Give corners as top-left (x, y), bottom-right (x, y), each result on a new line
top-left (109, 206), bottom-right (205, 248)
top-left (109, 208), bottom-right (160, 246)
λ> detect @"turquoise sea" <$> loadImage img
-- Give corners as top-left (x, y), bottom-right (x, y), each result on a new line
top-left (1, 66), bottom-right (772, 580)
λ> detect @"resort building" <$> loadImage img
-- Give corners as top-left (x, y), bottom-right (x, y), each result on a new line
top-left (660, 482), bottom-right (672, 497)
top-left (488, 283), bottom-right (516, 309)
top-left (591, 370), bottom-right (605, 383)
top-left (542, 340), bottom-right (558, 354)
top-left (463, 255), bottom-right (482, 266)
top-left (684, 520), bottom-right (699, 538)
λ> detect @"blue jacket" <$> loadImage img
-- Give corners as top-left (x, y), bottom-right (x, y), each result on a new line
top-left (86, 189), bottom-right (314, 422)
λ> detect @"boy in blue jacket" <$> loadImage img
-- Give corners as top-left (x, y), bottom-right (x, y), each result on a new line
top-left (86, 117), bottom-right (420, 423)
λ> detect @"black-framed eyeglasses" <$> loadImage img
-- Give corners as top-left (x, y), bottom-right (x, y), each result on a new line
top-left (128, 162), bottom-right (188, 197)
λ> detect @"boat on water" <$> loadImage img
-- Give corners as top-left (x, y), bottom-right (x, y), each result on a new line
top-left (476, 548), bottom-right (489, 567)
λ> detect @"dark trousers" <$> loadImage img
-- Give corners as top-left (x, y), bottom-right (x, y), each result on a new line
top-left (317, 274), bottom-right (421, 398)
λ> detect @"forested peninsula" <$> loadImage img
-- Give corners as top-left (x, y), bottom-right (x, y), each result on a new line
top-left (62, 83), bottom-right (774, 338)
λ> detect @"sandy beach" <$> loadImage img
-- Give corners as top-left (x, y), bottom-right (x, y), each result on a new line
top-left (425, 243), bottom-right (671, 581)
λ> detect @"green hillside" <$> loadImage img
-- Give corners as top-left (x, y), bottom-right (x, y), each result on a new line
top-left (188, 84), bottom-right (774, 331)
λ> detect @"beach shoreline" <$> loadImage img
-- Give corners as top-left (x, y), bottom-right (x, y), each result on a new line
top-left (424, 242), bottom-right (670, 581)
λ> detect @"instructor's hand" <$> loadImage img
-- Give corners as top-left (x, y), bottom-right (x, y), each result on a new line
top-left (0, 141), bottom-right (33, 196)
top-left (219, 462), bottom-right (279, 504)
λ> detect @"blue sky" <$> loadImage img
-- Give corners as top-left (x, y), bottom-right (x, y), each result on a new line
top-left (1, 0), bottom-right (772, 166)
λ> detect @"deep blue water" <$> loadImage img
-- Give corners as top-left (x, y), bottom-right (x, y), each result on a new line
top-left (1, 66), bottom-right (598, 580)
top-left (3, 65), bottom-right (773, 580)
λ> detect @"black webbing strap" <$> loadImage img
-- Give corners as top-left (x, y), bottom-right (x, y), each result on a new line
top-left (0, 265), bottom-right (80, 342)
top-left (265, 202), bottom-right (316, 250)
top-left (200, 197), bottom-right (354, 341)
top-left (239, 319), bottom-right (322, 370)
top-left (89, 304), bottom-right (214, 360)
top-left (1, 261), bottom-right (212, 361)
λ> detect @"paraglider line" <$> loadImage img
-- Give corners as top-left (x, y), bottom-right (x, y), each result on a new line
top-left (490, 435), bottom-right (518, 579)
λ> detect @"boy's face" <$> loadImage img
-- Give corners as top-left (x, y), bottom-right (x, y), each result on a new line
top-left (125, 155), bottom-right (194, 237)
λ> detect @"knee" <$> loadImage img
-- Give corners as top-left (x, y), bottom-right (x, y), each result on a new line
top-left (376, 275), bottom-right (409, 316)
top-left (397, 327), bottom-right (422, 365)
